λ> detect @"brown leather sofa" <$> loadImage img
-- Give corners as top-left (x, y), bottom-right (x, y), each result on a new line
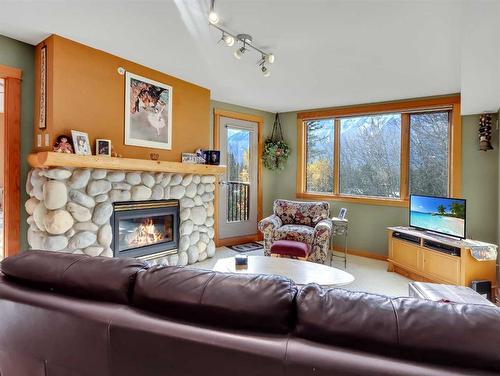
top-left (0, 251), bottom-right (499, 376)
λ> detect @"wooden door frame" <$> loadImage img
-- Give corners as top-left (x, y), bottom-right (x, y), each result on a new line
top-left (0, 64), bottom-right (22, 257)
top-left (213, 108), bottom-right (263, 247)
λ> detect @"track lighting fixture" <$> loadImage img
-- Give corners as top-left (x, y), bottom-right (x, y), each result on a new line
top-left (208, 0), bottom-right (275, 77)
top-left (261, 65), bottom-right (271, 77)
top-left (208, 0), bottom-right (219, 24)
top-left (234, 46), bottom-right (246, 59)
top-left (209, 11), bottom-right (219, 25)
top-left (223, 34), bottom-right (234, 47)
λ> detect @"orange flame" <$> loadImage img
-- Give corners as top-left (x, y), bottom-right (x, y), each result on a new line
top-left (128, 218), bottom-right (164, 247)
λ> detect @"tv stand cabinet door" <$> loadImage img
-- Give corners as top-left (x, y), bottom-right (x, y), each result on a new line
top-left (421, 249), bottom-right (460, 284)
top-left (391, 239), bottom-right (420, 271)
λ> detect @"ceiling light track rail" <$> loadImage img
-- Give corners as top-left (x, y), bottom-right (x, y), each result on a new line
top-left (208, 0), bottom-right (275, 77)
top-left (210, 24), bottom-right (269, 58)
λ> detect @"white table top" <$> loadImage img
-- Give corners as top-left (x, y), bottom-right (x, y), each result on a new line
top-left (213, 256), bottom-right (355, 287)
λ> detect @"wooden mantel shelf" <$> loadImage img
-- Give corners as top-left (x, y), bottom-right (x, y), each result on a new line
top-left (28, 152), bottom-right (226, 175)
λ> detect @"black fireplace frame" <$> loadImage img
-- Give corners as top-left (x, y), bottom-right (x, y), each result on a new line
top-left (111, 200), bottom-right (180, 259)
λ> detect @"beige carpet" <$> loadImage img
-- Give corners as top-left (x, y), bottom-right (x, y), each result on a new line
top-left (192, 247), bottom-right (411, 297)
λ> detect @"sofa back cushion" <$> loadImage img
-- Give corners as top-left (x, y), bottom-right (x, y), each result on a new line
top-left (296, 284), bottom-right (500, 373)
top-left (1, 250), bottom-right (146, 304)
top-left (273, 199), bottom-right (329, 226)
top-left (133, 266), bottom-right (297, 334)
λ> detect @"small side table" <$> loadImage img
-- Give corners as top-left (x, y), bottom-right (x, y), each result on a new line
top-left (330, 217), bottom-right (348, 268)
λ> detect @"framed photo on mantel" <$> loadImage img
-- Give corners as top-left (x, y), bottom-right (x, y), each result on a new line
top-left (124, 72), bottom-right (173, 150)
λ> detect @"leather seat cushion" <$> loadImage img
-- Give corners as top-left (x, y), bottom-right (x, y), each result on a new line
top-left (133, 266), bottom-right (297, 334)
top-left (0, 250), bottom-right (147, 304)
top-left (295, 284), bottom-right (500, 373)
top-left (273, 224), bottom-right (315, 246)
top-left (271, 240), bottom-right (310, 258)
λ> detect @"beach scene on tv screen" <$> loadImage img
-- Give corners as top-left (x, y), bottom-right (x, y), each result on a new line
top-left (410, 196), bottom-right (465, 237)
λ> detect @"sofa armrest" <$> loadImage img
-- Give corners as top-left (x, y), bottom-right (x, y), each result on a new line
top-left (258, 214), bottom-right (283, 234)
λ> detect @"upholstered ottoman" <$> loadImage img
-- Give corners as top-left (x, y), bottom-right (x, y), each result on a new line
top-left (270, 240), bottom-right (310, 259)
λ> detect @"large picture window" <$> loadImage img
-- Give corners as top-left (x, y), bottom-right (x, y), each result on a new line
top-left (409, 111), bottom-right (450, 197)
top-left (297, 96), bottom-right (460, 206)
top-left (305, 119), bottom-right (334, 193)
top-left (340, 114), bottom-right (401, 198)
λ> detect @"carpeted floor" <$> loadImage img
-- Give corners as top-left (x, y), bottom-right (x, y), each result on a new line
top-left (192, 246), bottom-right (411, 297)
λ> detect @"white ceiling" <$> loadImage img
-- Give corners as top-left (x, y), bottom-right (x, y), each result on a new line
top-left (0, 0), bottom-right (498, 114)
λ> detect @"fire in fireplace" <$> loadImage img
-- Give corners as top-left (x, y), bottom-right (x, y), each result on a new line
top-left (111, 200), bottom-right (179, 259)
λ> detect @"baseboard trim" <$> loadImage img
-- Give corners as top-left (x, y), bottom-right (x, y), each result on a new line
top-left (333, 247), bottom-right (387, 261)
top-left (217, 234), bottom-right (260, 247)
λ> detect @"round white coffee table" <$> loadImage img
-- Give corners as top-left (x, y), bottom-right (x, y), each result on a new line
top-left (213, 256), bottom-right (354, 287)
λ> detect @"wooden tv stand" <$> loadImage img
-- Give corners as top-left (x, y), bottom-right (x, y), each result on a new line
top-left (387, 227), bottom-right (497, 297)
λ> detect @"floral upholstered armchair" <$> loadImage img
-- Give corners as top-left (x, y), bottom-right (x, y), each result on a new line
top-left (258, 199), bottom-right (333, 264)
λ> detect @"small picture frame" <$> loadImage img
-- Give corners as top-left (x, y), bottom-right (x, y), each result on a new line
top-left (338, 208), bottom-right (347, 220)
top-left (96, 139), bottom-right (111, 156)
top-left (208, 150), bottom-right (220, 165)
top-left (53, 135), bottom-right (74, 154)
top-left (71, 130), bottom-right (92, 156)
top-left (182, 152), bottom-right (198, 164)
top-left (195, 148), bottom-right (208, 164)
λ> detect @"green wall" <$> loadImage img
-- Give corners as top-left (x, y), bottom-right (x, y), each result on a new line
top-left (209, 100), bottom-right (276, 216)
top-left (461, 114), bottom-right (498, 243)
top-left (0, 35), bottom-right (35, 251)
top-left (270, 111), bottom-right (499, 257)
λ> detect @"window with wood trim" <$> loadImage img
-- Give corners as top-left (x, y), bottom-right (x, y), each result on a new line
top-left (297, 96), bottom-right (461, 206)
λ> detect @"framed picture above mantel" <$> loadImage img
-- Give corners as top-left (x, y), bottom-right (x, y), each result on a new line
top-left (124, 72), bottom-right (173, 150)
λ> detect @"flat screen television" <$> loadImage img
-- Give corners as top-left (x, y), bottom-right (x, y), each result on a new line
top-left (409, 195), bottom-right (466, 239)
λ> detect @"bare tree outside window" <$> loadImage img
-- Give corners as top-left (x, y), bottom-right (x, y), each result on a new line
top-left (305, 119), bottom-right (334, 193)
top-left (303, 110), bottom-right (450, 200)
top-left (340, 114), bottom-right (401, 198)
top-left (409, 111), bottom-right (449, 197)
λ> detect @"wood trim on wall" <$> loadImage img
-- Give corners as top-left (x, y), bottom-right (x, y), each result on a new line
top-left (296, 95), bottom-right (462, 206)
top-left (2, 75), bottom-right (22, 257)
top-left (0, 64), bottom-right (22, 80)
top-left (297, 95), bottom-right (461, 120)
top-left (213, 108), bottom-right (264, 247)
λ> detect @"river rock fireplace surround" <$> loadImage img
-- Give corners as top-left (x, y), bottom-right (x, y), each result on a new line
top-left (25, 153), bottom-right (224, 266)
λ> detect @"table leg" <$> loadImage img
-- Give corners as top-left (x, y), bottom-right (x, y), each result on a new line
top-left (344, 231), bottom-right (348, 268)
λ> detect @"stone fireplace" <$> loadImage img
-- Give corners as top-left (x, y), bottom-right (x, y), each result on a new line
top-left (112, 200), bottom-right (179, 259)
top-left (25, 159), bottom-right (220, 266)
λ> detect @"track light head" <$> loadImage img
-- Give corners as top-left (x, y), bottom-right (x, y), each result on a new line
top-left (223, 34), bottom-right (234, 47)
top-left (234, 46), bottom-right (246, 60)
top-left (266, 53), bottom-right (275, 64)
top-left (209, 11), bottom-right (219, 24)
top-left (261, 65), bottom-right (271, 77)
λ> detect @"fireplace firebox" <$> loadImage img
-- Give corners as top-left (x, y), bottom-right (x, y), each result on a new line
top-left (111, 200), bottom-right (179, 259)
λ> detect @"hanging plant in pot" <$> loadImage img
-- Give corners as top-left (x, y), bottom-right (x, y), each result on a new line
top-left (263, 113), bottom-right (290, 171)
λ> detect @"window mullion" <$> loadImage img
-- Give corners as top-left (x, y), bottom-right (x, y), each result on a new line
top-left (400, 113), bottom-right (410, 200)
top-left (334, 119), bottom-right (340, 195)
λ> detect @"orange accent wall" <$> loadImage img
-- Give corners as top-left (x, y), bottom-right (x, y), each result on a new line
top-left (33, 35), bottom-right (210, 161)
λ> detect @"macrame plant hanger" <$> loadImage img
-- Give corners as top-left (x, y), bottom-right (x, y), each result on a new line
top-left (271, 113), bottom-right (284, 144)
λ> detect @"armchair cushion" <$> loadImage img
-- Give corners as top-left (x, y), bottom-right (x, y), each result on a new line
top-left (273, 224), bottom-right (315, 247)
top-left (273, 199), bottom-right (329, 227)
top-left (271, 240), bottom-right (310, 258)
